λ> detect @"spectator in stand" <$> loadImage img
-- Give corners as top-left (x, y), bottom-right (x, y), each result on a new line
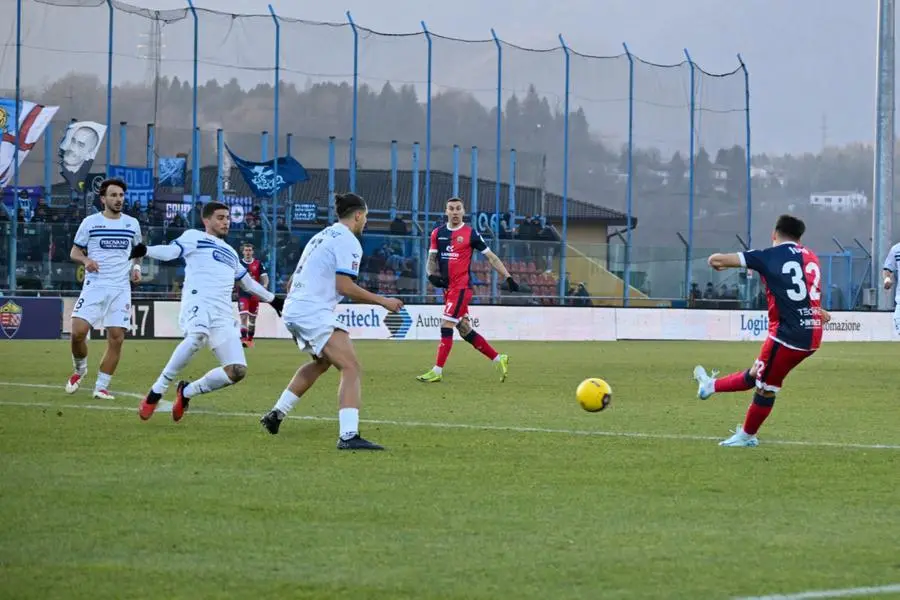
top-left (389, 215), bottom-right (408, 235)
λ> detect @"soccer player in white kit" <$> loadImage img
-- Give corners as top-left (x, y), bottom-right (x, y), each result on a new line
top-left (882, 242), bottom-right (900, 335)
top-left (129, 201), bottom-right (284, 422)
top-left (259, 193), bottom-right (404, 450)
top-left (65, 178), bottom-right (143, 400)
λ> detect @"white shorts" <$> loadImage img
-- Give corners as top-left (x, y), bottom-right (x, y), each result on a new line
top-left (283, 313), bottom-right (348, 358)
top-left (893, 306), bottom-right (900, 337)
top-left (179, 302), bottom-right (247, 367)
top-left (71, 283), bottom-right (132, 329)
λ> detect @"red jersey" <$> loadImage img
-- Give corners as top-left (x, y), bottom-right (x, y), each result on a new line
top-left (237, 258), bottom-right (267, 298)
top-left (429, 223), bottom-right (489, 290)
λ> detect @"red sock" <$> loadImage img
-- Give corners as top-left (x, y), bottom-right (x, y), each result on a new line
top-left (714, 370), bottom-right (755, 393)
top-left (436, 328), bottom-right (453, 368)
top-left (743, 402), bottom-right (773, 435)
top-left (466, 332), bottom-right (499, 361)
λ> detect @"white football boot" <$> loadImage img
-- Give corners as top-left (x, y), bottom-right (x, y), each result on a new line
top-left (719, 424), bottom-right (759, 447)
top-left (65, 371), bottom-right (86, 394)
top-left (93, 388), bottom-right (115, 401)
top-left (692, 365), bottom-right (718, 400)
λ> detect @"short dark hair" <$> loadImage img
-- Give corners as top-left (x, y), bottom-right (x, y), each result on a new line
top-left (446, 197), bottom-right (463, 206)
top-left (202, 201), bottom-right (230, 219)
top-left (335, 193), bottom-right (367, 219)
top-left (241, 242), bottom-right (254, 250)
top-left (774, 214), bottom-right (806, 241)
top-left (99, 178), bottom-right (127, 197)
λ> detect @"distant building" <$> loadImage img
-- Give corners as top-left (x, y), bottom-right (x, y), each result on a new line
top-left (809, 191), bottom-right (868, 212)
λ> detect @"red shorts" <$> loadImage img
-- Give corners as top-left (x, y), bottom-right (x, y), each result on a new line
top-left (442, 287), bottom-right (473, 324)
top-left (753, 337), bottom-right (814, 393)
top-left (238, 295), bottom-right (259, 316)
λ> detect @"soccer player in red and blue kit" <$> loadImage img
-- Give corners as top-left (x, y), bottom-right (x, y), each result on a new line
top-left (237, 243), bottom-right (269, 348)
top-left (692, 215), bottom-right (832, 447)
top-left (416, 197), bottom-right (519, 383)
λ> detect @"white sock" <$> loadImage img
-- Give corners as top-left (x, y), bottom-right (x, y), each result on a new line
top-left (184, 367), bottom-right (233, 398)
top-left (73, 356), bottom-right (87, 375)
top-left (273, 389), bottom-right (300, 417)
top-left (95, 372), bottom-right (112, 391)
top-left (492, 355), bottom-right (501, 362)
top-left (432, 366), bottom-right (443, 374)
top-left (339, 407), bottom-right (359, 440)
top-left (151, 337), bottom-right (200, 395)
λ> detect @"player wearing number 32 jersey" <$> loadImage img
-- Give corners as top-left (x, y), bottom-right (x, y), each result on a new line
top-left (691, 214), bottom-right (832, 447)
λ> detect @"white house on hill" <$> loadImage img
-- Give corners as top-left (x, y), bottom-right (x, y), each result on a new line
top-left (809, 191), bottom-right (868, 212)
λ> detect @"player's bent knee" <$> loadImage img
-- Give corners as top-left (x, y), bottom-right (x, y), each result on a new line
top-left (226, 363), bottom-right (247, 382)
top-left (187, 332), bottom-right (208, 352)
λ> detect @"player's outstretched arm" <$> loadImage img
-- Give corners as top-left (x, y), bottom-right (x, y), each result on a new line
top-left (129, 242), bottom-right (181, 262)
top-left (336, 274), bottom-right (403, 313)
top-left (707, 253), bottom-right (743, 271)
top-left (483, 249), bottom-right (519, 292)
top-left (238, 272), bottom-right (285, 315)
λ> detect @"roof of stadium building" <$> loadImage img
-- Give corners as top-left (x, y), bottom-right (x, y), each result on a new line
top-left (56, 167), bottom-right (633, 226)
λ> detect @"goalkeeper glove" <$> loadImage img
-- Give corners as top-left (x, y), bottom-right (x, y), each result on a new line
top-left (129, 243), bottom-right (147, 259)
top-left (505, 277), bottom-right (520, 292)
top-left (269, 295), bottom-right (285, 316)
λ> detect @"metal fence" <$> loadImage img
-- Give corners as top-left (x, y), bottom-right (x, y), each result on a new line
top-left (1, 0), bottom-right (778, 307)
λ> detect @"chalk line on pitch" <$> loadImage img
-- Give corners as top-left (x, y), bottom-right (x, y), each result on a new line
top-left (1, 381), bottom-right (899, 450)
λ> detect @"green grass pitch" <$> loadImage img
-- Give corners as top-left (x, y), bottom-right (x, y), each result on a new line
top-left (1, 339), bottom-right (899, 599)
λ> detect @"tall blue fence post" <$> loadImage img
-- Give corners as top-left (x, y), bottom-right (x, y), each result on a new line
top-left (285, 132), bottom-right (293, 208)
top-left (44, 123), bottom-right (52, 202)
top-left (327, 136), bottom-right (336, 223)
top-left (509, 148), bottom-right (517, 219)
top-left (146, 123), bottom-right (155, 170)
top-left (390, 140), bottom-right (398, 220)
top-left (622, 43), bottom-right (635, 308)
top-left (261, 130), bottom-right (269, 161)
top-left (187, 0), bottom-right (199, 226)
top-left (268, 5), bottom-right (280, 292)
top-left (684, 48), bottom-right (696, 300)
top-left (738, 53), bottom-right (752, 249)
top-left (412, 142), bottom-right (423, 298)
top-left (216, 128), bottom-right (223, 201)
top-left (559, 34), bottom-right (571, 302)
top-left (118, 121), bottom-right (127, 166)
top-left (471, 146), bottom-right (479, 216)
top-left (105, 0), bottom-right (114, 177)
top-left (421, 21), bottom-right (433, 233)
top-left (490, 28), bottom-right (503, 300)
top-left (347, 11), bottom-right (358, 193)
top-left (10, 0), bottom-right (22, 291)
top-left (452, 144), bottom-right (460, 197)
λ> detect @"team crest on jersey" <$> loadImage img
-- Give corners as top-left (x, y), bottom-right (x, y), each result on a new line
top-left (0, 300), bottom-right (23, 339)
top-left (456, 236), bottom-right (464, 243)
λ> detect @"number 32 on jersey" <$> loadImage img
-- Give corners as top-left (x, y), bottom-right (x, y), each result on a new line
top-left (782, 260), bottom-right (821, 302)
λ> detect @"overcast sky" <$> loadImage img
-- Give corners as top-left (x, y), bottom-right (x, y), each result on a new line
top-left (6, 0), bottom-right (886, 155)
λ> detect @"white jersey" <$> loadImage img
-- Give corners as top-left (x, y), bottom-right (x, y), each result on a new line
top-left (73, 212), bottom-right (142, 287)
top-left (884, 242), bottom-right (900, 306)
top-left (172, 229), bottom-right (246, 320)
top-left (283, 222), bottom-right (362, 320)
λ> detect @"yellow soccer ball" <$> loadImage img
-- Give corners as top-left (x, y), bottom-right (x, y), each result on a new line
top-left (576, 378), bottom-right (612, 412)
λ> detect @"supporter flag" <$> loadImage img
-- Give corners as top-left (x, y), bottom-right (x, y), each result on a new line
top-left (0, 98), bottom-right (59, 189)
top-left (59, 121), bottom-right (107, 192)
top-left (225, 144), bottom-right (308, 197)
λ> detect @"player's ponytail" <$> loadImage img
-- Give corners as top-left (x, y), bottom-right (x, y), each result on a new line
top-left (335, 193), bottom-right (367, 219)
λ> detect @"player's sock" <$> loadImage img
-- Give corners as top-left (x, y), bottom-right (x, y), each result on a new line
top-left (273, 389), bottom-right (300, 417)
top-left (463, 330), bottom-right (499, 361)
top-left (714, 370), bottom-right (755, 393)
top-left (435, 327), bottom-right (454, 368)
top-left (150, 336), bottom-right (202, 396)
top-left (183, 367), bottom-right (233, 398)
top-left (248, 322), bottom-right (256, 341)
top-left (240, 326), bottom-right (248, 340)
top-left (743, 393), bottom-right (775, 435)
top-left (338, 407), bottom-right (359, 440)
top-left (72, 356), bottom-right (87, 375)
top-left (94, 371), bottom-right (112, 391)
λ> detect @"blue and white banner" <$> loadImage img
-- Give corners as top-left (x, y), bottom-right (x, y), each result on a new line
top-left (225, 144), bottom-right (308, 197)
top-left (292, 202), bottom-right (317, 223)
top-left (158, 156), bottom-right (186, 187)
top-left (0, 98), bottom-right (59, 189)
top-left (108, 165), bottom-right (154, 209)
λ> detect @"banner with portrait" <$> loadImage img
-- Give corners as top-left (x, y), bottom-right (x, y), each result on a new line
top-left (59, 121), bottom-right (107, 192)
